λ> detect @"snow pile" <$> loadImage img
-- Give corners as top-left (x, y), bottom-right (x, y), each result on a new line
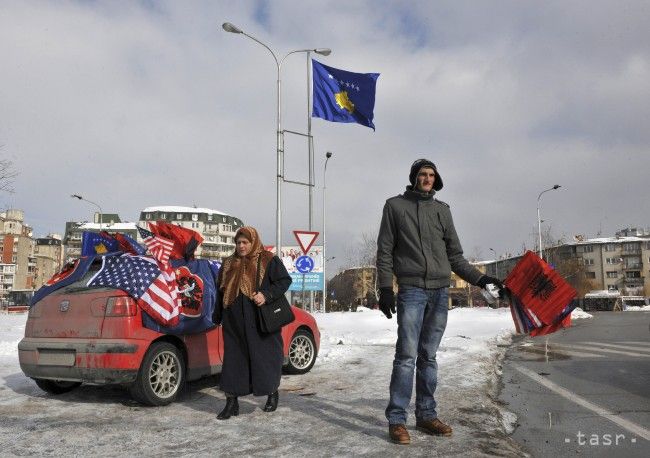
top-left (0, 314), bottom-right (26, 358)
top-left (625, 305), bottom-right (650, 311)
top-left (571, 307), bottom-right (593, 319)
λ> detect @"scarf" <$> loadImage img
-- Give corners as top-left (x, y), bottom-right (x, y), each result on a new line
top-left (220, 226), bottom-right (274, 307)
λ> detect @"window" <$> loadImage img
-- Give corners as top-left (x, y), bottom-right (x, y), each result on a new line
top-left (606, 271), bottom-right (618, 278)
top-left (585, 272), bottom-right (596, 279)
top-left (160, 213), bottom-right (166, 219)
top-left (623, 243), bottom-right (639, 252)
top-left (192, 213), bottom-right (198, 221)
top-left (583, 245), bottom-right (594, 253)
top-left (583, 258), bottom-right (594, 266)
top-left (176, 213), bottom-right (183, 220)
top-left (606, 257), bottom-right (620, 264)
top-left (604, 243), bottom-right (617, 252)
top-left (450, 280), bottom-right (457, 288)
top-left (607, 285), bottom-right (618, 291)
top-left (645, 241), bottom-right (650, 250)
top-left (208, 214), bottom-right (213, 221)
top-left (145, 213), bottom-right (151, 220)
top-left (626, 271), bottom-right (641, 279)
top-left (222, 224), bottom-right (232, 233)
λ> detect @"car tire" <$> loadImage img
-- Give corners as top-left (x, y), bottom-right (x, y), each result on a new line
top-left (284, 329), bottom-right (317, 375)
top-left (33, 378), bottom-right (82, 394)
top-left (129, 342), bottom-right (185, 406)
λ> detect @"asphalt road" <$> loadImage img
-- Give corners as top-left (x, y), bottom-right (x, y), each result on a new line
top-left (499, 311), bottom-right (650, 457)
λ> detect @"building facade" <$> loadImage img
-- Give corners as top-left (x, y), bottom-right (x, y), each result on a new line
top-left (63, 213), bottom-right (137, 259)
top-left (0, 209), bottom-right (35, 298)
top-left (139, 206), bottom-right (244, 261)
top-left (33, 235), bottom-right (65, 289)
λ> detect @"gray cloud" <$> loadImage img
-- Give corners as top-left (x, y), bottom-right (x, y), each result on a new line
top-left (1, 0), bottom-right (648, 275)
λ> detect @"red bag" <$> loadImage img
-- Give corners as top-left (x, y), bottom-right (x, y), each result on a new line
top-left (505, 251), bottom-right (577, 336)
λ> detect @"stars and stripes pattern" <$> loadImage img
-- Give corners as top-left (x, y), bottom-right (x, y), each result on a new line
top-left (138, 226), bottom-right (174, 265)
top-left (87, 254), bottom-right (181, 326)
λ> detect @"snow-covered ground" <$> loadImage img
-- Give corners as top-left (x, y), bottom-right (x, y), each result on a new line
top-left (0, 308), bottom-right (530, 456)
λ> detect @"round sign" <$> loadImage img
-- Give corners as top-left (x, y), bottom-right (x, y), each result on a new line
top-left (295, 255), bottom-right (315, 273)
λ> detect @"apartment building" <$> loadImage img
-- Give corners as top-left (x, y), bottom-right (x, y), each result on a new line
top-left (33, 235), bottom-right (65, 289)
top-left (63, 214), bottom-right (137, 259)
top-left (0, 209), bottom-right (35, 297)
top-left (139, 206), bottom-right (244, 261)
top-left (484, 227), bottom-right (650, 298)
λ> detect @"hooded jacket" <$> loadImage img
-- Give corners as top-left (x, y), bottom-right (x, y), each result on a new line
top-left (376, 186), bottom-right (483, 289)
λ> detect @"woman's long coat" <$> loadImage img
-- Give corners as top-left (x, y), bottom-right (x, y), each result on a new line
top-left (218, 256), bottom-right (292, 396)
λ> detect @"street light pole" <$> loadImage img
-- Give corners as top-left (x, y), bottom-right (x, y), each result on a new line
top-left (489, 247), bottom-right (499, 279)
top-left (71, 194), bottom-right (103, 231)
top-left (537, 184), bottom-right (561, 260)
top-left (222, 22), bottom-right (331, 259)
top-left (322, 151), bottom-right (333, 313)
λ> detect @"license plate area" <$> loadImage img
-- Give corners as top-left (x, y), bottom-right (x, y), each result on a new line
top-left (38, 349), bottom-right (76, 366)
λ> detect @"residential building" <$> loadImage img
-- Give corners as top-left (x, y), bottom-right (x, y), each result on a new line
top-left (139, 206), bottom-right (244, 261)
top-left (484, 227), bottom-right (650, 298)
top-left (0, 209), bottom-right (35, 298)
top-left (63, 213), bottom-right (137, 259)
top-left (328, 266), bottom-right (378, 310)
top-left (449, 262), bottom-right (488, 307)
top-left (33, 235), bottom-right (65, 289)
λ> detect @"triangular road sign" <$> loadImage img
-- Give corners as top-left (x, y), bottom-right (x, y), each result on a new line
top-left (293, 230), bottom-right (320, 255)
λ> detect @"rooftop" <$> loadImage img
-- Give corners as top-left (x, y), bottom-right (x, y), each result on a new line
top-left (142, 206), bottom-right (227, 216)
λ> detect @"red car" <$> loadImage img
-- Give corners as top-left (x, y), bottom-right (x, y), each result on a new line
top-left (18, 265), bottom-right (320, 406)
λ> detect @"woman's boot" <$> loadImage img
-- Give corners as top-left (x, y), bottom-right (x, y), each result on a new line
top-left (217, 396), bottom-right (239, 420)
top-left (263, 391), bottom-right (278, 412)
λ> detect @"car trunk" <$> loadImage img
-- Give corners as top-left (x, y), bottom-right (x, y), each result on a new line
top-left (27, 264), bottom-right (123, 339)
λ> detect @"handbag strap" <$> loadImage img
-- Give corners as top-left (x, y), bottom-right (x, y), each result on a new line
top-left (255, 255), bottom-right (261, 292)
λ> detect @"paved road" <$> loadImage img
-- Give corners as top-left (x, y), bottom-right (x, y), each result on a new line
top-left (500, 312), bottom-right (650, 457)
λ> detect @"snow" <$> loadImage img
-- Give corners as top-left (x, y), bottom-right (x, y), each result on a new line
top-left (142, 206), bottom-right (227, 216)
top-left (571, 307), bottom-right (593, 319)
top-left (0, 308), bottom-right (528, 455)
top-left (625, 305), bottom-right (650, 311)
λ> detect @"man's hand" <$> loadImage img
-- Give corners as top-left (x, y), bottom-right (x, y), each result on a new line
top-left (476, 275), bottom-right (505, 297)
top-left (378, 287), bottom-right (396, 319)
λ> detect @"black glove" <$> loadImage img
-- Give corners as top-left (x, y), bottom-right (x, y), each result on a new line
top-left (476, 275), bottom-right (504, 294)
top-left (378, 287), bottom-right (396, 319)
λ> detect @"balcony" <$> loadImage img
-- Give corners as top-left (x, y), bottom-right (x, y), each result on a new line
top-left (623, 263), bottom-right (643, 270)
top-left (621, 249), bottom-right (642, 256)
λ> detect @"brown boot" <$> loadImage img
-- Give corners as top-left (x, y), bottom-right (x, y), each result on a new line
top-left (416, 418), bottom-right (453, 436)
top-left (389, 424), bottom-right (410, 445)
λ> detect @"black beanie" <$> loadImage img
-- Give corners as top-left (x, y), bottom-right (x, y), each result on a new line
top-left (409, 159), bottom-right (443, 191)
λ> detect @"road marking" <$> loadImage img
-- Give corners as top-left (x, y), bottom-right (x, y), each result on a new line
top-left (513, 364), bottom-right (650, 441)
top-left (619, 341), bottom-right (650, 347)
top-left (519, 345), bottom-right (605, 359)
top-left (583, 341), bottom-right (650, 353)
top-left (565, 343), bottom-right (650, 358)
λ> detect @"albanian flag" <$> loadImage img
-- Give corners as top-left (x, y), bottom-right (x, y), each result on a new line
top-left (505, 251), bottom-right (577, 337)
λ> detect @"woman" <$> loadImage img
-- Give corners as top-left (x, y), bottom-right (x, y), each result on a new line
top-left (214, 226), bottom-right (292, 420)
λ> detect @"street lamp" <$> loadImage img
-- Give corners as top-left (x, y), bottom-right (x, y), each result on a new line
top-left (489, 247), bottom-right (499, 279)
top-left (222, 22), bottom-right (331, 256)
top-left (537, 185), bottom-right (561, 260)
top-left (71, 194), bottom-right (103, 231)
top-left (322, 152), bottom-right (333, 313)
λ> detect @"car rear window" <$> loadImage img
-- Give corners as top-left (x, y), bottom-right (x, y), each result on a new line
top-left (58, 260), bottom-right (119, 294)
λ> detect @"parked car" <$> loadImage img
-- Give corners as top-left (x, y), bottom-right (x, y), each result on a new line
top-left (18, 264), bottom-right (320, 406)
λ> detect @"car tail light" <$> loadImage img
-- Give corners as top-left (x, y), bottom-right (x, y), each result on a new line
top-left (105, 297), bottom-right (137, 317)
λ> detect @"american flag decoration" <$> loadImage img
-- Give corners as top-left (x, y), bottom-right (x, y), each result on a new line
top-left (138, 226), bottom-right (174, 265)
top-left (87, 254), bottom-right (181, 326)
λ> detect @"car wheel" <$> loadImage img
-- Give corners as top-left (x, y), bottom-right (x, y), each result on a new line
top-left (285, 329), bottom-right (317, 374)
top-left (130, 342), bottom-right (185, 406)
top-left (33, 378), bottom-right (81, 394)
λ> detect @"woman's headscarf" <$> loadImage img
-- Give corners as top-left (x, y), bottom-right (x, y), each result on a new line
top-left (219, 226), bottom-right (274, 307)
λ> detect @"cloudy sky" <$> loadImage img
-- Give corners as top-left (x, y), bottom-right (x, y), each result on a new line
top-left (1, 0), bottom-right (649, 273)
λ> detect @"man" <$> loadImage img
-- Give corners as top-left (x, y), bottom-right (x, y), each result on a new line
top-left (376, 159), bottom-right (502, 445)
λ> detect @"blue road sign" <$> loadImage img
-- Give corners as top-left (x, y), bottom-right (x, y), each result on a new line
top-left (295, 255), bottom-right (315, 274)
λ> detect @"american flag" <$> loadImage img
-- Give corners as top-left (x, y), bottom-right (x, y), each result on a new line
top-left (87, 254), bottom-right (181, 326)
top-left (138, 226), bottom-right (174, 265)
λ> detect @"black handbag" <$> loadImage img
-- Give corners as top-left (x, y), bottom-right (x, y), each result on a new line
top-left (255, 257), bottom-right (295, 334)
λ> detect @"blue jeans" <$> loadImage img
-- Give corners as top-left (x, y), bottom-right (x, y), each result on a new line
top-left (385, 286), bottom-right (449, 425)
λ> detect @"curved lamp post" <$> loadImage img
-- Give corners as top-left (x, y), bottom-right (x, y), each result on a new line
top-left (322, 151), bottom-right (333, 312)
top-left (537, 185), bottom-right (561, 260)
top-left (71, 194), bottom-right (103, 231)
top-left (222, 22), bottom-right (331, 255)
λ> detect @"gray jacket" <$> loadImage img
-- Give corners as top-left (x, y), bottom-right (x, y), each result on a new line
top-left (376, 187), bottom-right (483, 289)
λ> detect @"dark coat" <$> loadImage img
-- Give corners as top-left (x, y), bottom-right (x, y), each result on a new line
top-left (218, 256), bottom-right (292, 396)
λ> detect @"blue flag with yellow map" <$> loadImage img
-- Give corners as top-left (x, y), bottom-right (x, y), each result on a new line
top-left (312, 60), bottom-right (379, 130)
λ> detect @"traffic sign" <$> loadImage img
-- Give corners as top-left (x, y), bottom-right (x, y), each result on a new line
top-left (293, 230), bottom-right (319, 255)
top-left (295, 256), bottom-right (315, 273)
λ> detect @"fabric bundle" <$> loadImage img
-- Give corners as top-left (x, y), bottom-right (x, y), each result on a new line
top-left (504, 251), bottom-right (577, 337)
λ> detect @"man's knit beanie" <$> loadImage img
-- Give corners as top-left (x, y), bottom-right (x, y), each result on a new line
top-left (409, 159), bottom-right (443, 191)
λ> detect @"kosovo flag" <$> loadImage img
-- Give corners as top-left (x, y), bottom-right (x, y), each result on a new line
top-left (81, 231), bottom-right (120, 256)
top-left (312, 59), bottom-right (379, 130)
